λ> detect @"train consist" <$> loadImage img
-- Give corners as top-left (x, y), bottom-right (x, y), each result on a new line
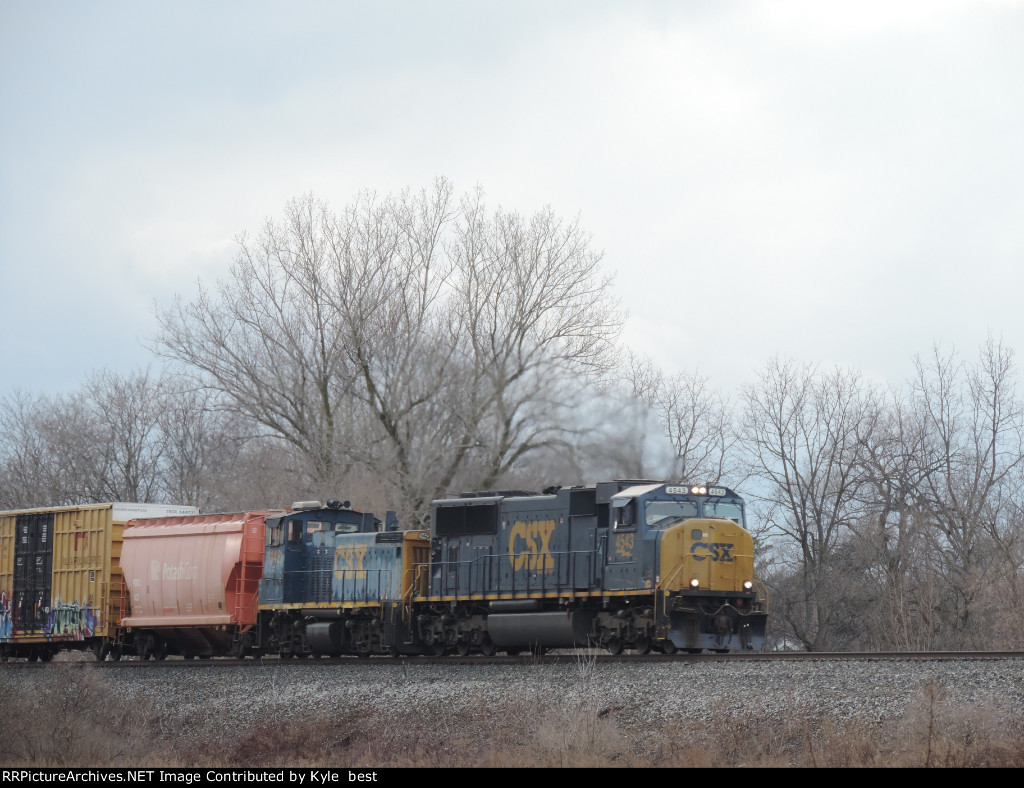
top-left (0, 481), bottom-right (767, 661)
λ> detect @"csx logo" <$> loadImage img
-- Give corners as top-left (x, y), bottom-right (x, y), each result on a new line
top-left (690, 542), bottom-right (735, 562)
top-left (335, 545), bottom-right (368, 579)
top-left (508, 519), bottom-right (557, 572)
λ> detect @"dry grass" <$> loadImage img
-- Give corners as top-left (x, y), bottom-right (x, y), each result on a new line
top-left (0, 666), bottom-right (164, 766)
top-left (2, 666), bottom-right (1024, 768)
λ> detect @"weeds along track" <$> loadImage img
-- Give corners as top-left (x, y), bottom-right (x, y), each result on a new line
top-left (4, 653), bottom-right (1024, 767)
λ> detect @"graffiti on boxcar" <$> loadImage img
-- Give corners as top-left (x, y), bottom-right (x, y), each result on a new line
top-left (0, 591), bottom-right (12, 640)
top-left (44, 596), bottom-right (98, 640)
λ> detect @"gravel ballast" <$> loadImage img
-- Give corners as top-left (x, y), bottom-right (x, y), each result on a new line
top-left (37, 657), bottom-right (1024, 738)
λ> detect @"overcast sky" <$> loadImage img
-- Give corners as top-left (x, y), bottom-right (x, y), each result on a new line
top-left (2, 0), bottom-right (1022, 398)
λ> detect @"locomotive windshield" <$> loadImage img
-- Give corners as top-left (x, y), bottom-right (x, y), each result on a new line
top-left (645, 500), bottom-right (699, 526)
top-left (700, 500), bottom-right (744, 527)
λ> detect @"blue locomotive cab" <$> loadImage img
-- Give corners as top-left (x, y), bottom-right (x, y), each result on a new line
top-left (260, 500), bottom-right (380, 607)
top-left (611, 483), bottom-right (745, 529)
top-left (605, 484), bottom-right (743, 591)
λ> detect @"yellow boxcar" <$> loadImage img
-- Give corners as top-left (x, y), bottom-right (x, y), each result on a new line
top-left (0, 502), bottom-right (197, 662)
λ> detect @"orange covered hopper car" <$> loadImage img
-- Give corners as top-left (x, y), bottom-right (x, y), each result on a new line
top-left (119, 511), bottom-right (273, 659)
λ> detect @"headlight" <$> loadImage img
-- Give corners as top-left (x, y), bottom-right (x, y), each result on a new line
top-left (743, 580), bottom-right (753, 590)
top-left (690, 578), bottom-right (700, 589)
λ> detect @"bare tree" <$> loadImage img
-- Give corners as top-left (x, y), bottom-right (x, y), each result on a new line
top-left (83, 368), bottom-right (166, 502)
top-left (741, 358), bottom-right (875, 651)
top-left (323, 179), bottom-right (463, 516)
top-left (848, 387), bottom-right (937, 649)
top-left (444, 192), bottom-right (620, 492)
top-left (156, 379), bottom-right (256, 510)
top-left (154, 180), bottom-right (621, 522)
top-left (0, 370), bottom-right (167, 507)
top-left (907, 338), bottom-right (1024, 646)
top-left (155, 194), bottom-right (359, 490)
top-left (0, 390), bottom-right (65, 508)
top-left (626, 353), bottom-right (745, 484)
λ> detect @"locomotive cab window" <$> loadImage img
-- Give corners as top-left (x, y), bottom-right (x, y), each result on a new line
top-left (266, 516), bottom-right (284, 547)
top-left (301, 520), bottom-right (336, 537)
top-left (612, 501), bottom-right (636, 529)
top-left (700, 501), bottom-right (744, 528)
top-left (645, 500), bottom-right (699, 527)
top-left (288, 520), bottom-right (304, 544)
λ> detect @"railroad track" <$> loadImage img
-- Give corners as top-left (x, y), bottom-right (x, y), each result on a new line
top-left (7, 649), bottom-right (1024, 670)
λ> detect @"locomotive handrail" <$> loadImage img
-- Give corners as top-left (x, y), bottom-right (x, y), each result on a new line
top-left (753, 567), bottom-right (770, 613)
top-left (427, 547), bottom-right (596, 597)
top-left (334, 567), bottom-right (391, 605)
top-left (284, 567), bottom-right (394, 605)
top-left (659, 560), bottom-right (685, 591)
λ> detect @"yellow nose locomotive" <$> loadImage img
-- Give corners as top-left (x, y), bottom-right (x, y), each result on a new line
top-left (417, 480), bottom-right (768, 655)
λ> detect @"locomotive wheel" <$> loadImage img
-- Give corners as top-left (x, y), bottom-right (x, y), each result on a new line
top-left (455, 640), bottom-right (471, 657)
top-left (605, 638), bottom-right (624, 656)
top-left (479, 636), bottom-right (496, 657)
top-left (110, 646), bottom-right (122, 662)
top-left (431, 641), bottom-right (447, 657)
top-left (632, 637), bottom-right (652, 655)
top-left (660, 640), bottom-right (677, 655)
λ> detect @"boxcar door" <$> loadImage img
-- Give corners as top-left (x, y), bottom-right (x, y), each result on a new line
top-left (13, 513), bottom-right (54, 633)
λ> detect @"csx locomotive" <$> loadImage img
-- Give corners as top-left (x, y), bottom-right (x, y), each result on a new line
top-left (0, 481), bottom-right (767, 661)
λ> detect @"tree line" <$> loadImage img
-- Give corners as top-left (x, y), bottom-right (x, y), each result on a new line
top-left (2, 179), bottom-right (1022, 651)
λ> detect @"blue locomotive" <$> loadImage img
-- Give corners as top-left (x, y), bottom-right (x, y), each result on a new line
top-left (256, 481), bottom-right (767, 656)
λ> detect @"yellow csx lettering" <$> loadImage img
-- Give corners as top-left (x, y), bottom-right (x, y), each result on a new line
top-left (508, 519), bottom-right (557, 572)
top-left (615, 532), bottom-right (634, 559)
top-left (334, 544), bottom-right (369, 579)
top-left (690, 542), bottom-right (735, 562)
